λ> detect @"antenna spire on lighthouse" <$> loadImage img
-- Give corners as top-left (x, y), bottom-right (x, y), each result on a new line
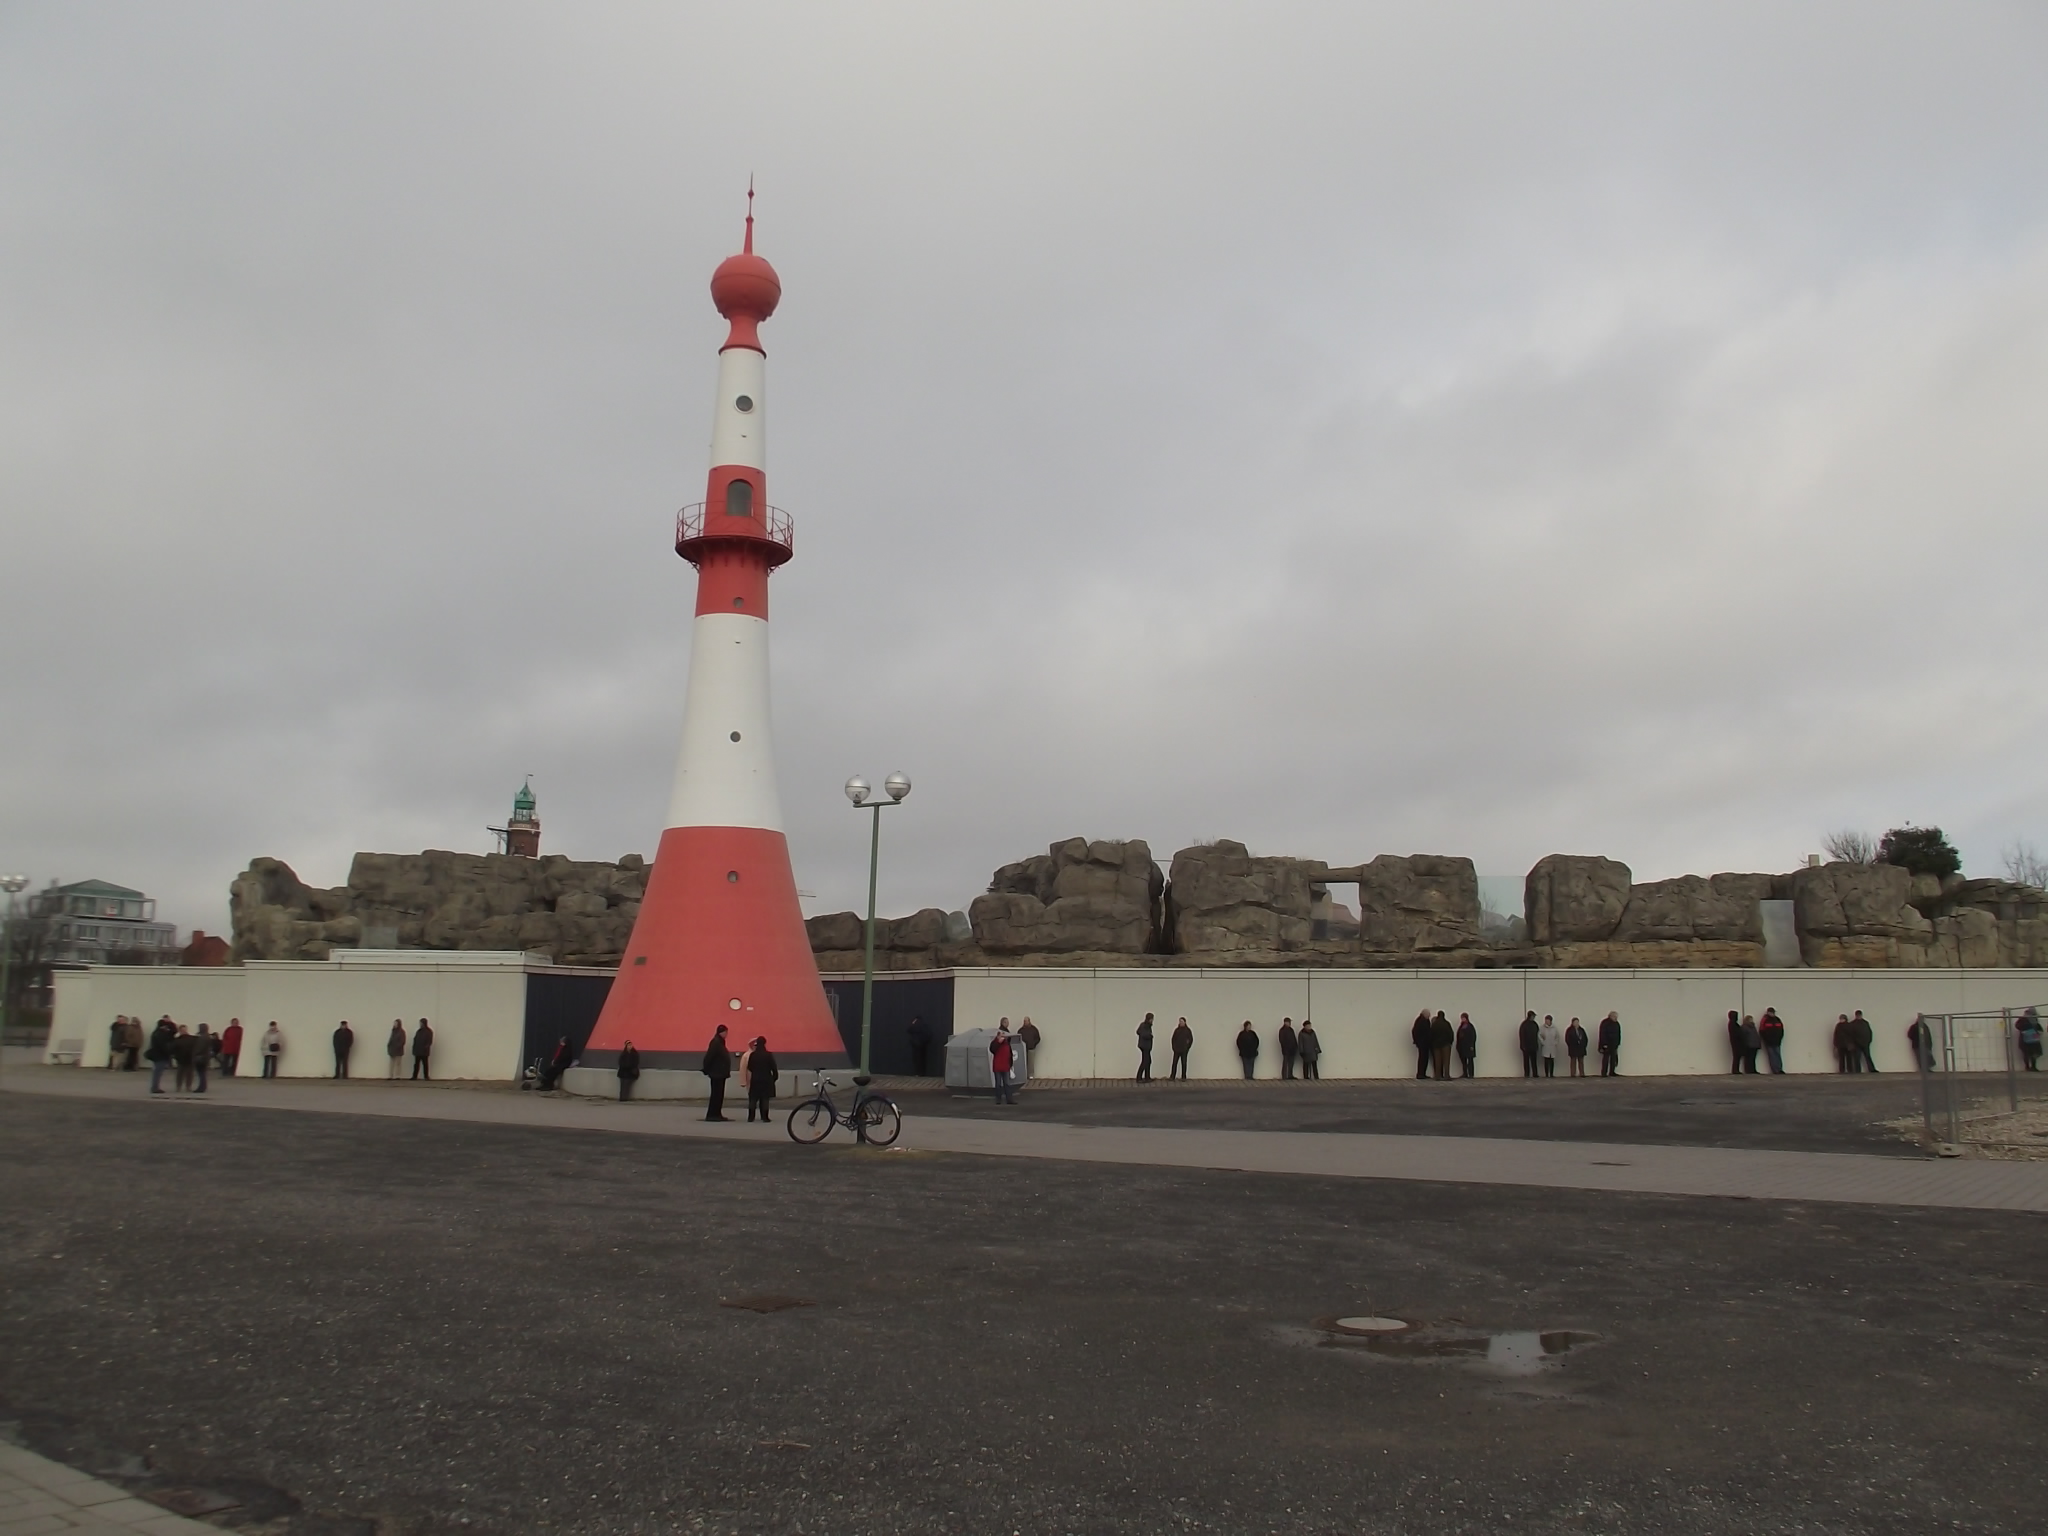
top-left (573, 200), bottom-right (846, 1093)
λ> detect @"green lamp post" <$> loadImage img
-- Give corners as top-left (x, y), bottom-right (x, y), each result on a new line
top-left (0, 874), bottom-right (30, 1072)
top-left (844, 773), bottom-right (911, 1079)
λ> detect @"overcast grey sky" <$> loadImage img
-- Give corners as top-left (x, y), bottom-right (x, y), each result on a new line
top-left (4, 2), bottom-right (2046, 935)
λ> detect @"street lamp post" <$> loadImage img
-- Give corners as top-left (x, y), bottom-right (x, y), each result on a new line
top-left (0, 875), bottom-right (30, 1074)
top-left (844, 773), bottom-right (911, 1079)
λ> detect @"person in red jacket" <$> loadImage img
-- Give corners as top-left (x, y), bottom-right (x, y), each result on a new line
top-left (988, 1021), bottom-right (1019, 1105)
top-left (219, 1018), bottom-right (245, 1077)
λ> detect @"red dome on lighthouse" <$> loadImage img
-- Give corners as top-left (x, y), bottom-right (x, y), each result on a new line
top-left (711, 188), bottom-right (780, 351)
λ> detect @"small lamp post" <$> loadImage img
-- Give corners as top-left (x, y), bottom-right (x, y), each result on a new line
top-left (0, 874), bottom-right (30, 1074)
top-left (845, 773), bottom-right (911, 1078)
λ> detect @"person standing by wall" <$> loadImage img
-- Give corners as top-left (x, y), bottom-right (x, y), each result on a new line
top-left (385, 1019), bottom-right (407, 1079)
top-left (1236, 1020), bottom-right (1260, 1080)
top-left (412, 1019), bottom-right (434, 1080)
top-left (191, 1025), bottom-right (214, 1094)
top-left (988, 1021), bottom-right (1019, 1105)
top-left (1832, 1014), bottom-right (1853, 1073)
top-left (1017, 1018), bottom-right (1041, 1066)
top-left (122, 1015), bottom-right (144, 1071)
top-left (701, 1024), bottom-right (732, 1120)
top-left (1851, 1010), bottom-right (1878, 1073)
top-left (1726, 1010), bottom-right (1744, 1073)
top-left (1597, 1011), bottom-right (1622, 1077)
top-left (1519, 1012), bottom-right (1541, 1079)
top-left (745, 1035), bottom-right (779, 1122)
top-left (1297, 1019), bottom-right (1321, 1080)
top-left (1564, 1018), bottom-right (1588, 1077)
top-left (1277, 1017), bottom-right (1299, 1080)
top-left (2017, 1007), bottom-right (2043, 1072)
top-left (106, 1017), bottom-right (126, 1070)
top-left (1411, 1010), bottom-right (1433, 1080)
top-left (1429, 1011), bottom-right (1454, 1080)
top-left (146, 1017), bottom-right (176, 1092)
top-left (1169, 1017), bottom-right (1194, 1079)
top-left (1135, 1013), bottom-right (1155, 1082)
top-left (332, 1021), bottom-right (355, 1079)
top-left (1538, 1016), bottom-right (1562, 1079)
top-left (171, 1026), bottom-right (196, 1093)
top-left (906, 1015), bottom-right (930, 1078)
top-left (1758, 1008), bottom-right (1785, 1074)
top-left (617, 1039), bottom-right (640, 1101)
top-left (545, 1035), bottom-right (575, 1091)
top-left (1455, 1014), bottom-right (1477, 1078)
top-left (1737, 1014), bottom-right (1761, 1074)
top-left (219, 1018), bottom-right (243, 1078)
top-left (260, 1021), bottom-right (283, 1079)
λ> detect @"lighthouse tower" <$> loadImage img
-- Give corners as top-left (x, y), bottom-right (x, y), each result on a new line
top-left (575, 197), bottom-right (846, 1087)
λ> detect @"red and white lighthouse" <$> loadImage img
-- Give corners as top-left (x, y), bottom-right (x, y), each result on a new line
top-left (577, 197), bottom-right (847, 1085)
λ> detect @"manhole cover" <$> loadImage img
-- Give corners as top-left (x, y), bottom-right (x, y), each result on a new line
top-left (144, 1488), bottom-right (243, 1518)
top-left (721, 1294), bottom-right (814, 1313)
top-left (1330, 1315), bottom-right (1411, 1334)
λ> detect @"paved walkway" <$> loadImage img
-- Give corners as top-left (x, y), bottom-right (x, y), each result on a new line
top-left (10, 1066), bottom-right (2048, 1213)
top-left (0, 1442), bottom-right (216, 1536)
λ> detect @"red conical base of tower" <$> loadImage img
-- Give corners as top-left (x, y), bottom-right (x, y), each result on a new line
top-left (581, 825), bottom-right (846, 1069)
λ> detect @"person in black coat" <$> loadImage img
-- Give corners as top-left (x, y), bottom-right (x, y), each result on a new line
top-left (1169, 1017), bottom-right (1194, 1079)
top-left (332, 1020), bottom-right (354, 1079)
top-left (1518, 1012), bottom-right (1541, 1078)
top-left (906, 1015), bottom-right (930, 1077)
top-left (411, 1019), bottom-right (434, 1080)
top-left (146, 1017), bottom-right (177, 1095)
top-left (1411, 1011), bottom-right (1433, 1080)
top-left (1564, 1017), bottom-right (1589, 1076)
top-left (1235, 1021), bottom-right (1259, 1080)
top-left (1428, 1012), bottom-right (1454, 1079)
top-left (1850, 1010), bottom-right (1878, 1072)
top-left (1727, 1010), bottom-right (1745, 1073)
top-left (1277, 1018), bottom-right (1299, 1080)
top-left (745, 1036), bottom-right (779, 1122)
top-left (617, 1040), bottom-right (641, 1102)
top-left (1455, 1014), bottom-right (1477, 1077)
top-left (1136, 1013), bottom-right (1155, 1082)
top-left (1597, 1012), bottom-right (1622, 1076)
top-left (702, 1024), bottom-right (733, 1120)
top-left (542, 1035), bottom-right (575, 1091)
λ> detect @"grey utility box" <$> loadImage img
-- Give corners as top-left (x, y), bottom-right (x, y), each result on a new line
top-left (945, 1028), bottom-right (1031, 1095)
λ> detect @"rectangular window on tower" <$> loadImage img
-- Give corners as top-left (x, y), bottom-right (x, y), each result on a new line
top-left (725, 479), bottom-right (753, 519)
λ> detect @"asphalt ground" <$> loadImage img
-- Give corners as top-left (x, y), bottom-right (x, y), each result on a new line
top-left (4, 1093), bottom-right (2047, 1535)
top-left (888, 1070), bottom-right (2048, 1156)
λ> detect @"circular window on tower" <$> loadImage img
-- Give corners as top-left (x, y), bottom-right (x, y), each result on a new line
top-left (730, 731), bottom-right (742, 742)
top-left (734, 395), bottom-right (754, 413)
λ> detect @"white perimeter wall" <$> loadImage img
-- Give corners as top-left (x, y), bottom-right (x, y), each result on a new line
top-left (49, 957), bottom-right (533, 1080)
top-left (954, 968), bottom-right (2048, 1079)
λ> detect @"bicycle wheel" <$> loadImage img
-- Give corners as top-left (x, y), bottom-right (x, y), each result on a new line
top-left (856, 1095), bottom-right (902, 1147)
top-left (786, 1097), bottom-right (836, 1144)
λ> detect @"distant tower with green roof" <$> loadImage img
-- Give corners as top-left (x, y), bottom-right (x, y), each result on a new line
top-left (489, 778), bottom-right (541, 858)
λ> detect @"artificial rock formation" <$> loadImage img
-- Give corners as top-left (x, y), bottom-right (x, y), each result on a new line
top-left (1165, 841), bottom-right (1319, 956)
top-left (231, 851), bottom-right (645, 967)
top-left (969, 838), bottom-right (1164, 958)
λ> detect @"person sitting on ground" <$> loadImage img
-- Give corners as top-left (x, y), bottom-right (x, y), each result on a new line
top-left (1538, 1016), bottom-right (1562, 1078)
top-left (1564, 1017), bottom-right (1588, 1077)
top-left (1236, 1020), bottom-right (1260, 1080)
top-left (1429, 1011), bottom-right (1454, 1080)
top-left (1297, 1019), bottom-right (1321, 1080)
top-left (1519, 1012), bottom-right (1541, 1078)
top-left (1455, 1014), bottom-right (1477, 1078)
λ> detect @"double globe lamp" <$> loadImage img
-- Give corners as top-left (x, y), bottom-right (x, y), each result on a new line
top-left (844, 773), bottom-right (910, 1077)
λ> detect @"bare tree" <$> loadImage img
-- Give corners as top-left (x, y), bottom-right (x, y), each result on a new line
top-left (1823, 829), bottom-right (1876, 864)
top-left (2003, 840), bottom-right (2048, 890)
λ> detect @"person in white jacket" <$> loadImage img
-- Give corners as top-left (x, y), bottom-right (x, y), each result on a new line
top-left (1537, 1016), bottom-right (1563, 1079)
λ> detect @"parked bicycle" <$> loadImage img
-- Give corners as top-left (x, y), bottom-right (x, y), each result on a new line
top-left (786, 1073), bottom-right (902, 1147)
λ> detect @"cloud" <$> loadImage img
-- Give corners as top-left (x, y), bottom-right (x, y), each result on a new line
top-left (3, 1), bottom-right (2045, 930)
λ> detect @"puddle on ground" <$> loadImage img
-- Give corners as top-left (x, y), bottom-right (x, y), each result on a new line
top-left (1315, 1316), bottom-right (1600, 1376)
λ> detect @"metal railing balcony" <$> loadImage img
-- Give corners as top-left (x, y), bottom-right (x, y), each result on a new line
top-left (675, 502), bottom-right (795, 563)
